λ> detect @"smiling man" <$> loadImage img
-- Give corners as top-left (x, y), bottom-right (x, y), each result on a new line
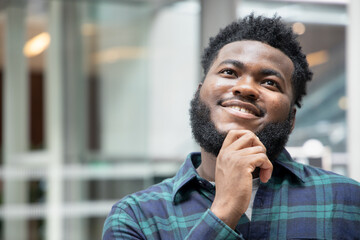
top-left (103, 14), bottom-right (360, 240)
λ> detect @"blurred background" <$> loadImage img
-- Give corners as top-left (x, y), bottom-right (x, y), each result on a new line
top-left (0, 0), bottom-right (359, 239)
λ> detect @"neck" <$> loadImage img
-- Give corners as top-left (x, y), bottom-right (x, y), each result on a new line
top-left (197, 149), bottom-right (217, 182)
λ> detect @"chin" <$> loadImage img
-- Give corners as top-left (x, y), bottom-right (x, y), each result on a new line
top-left (216, 123), bottom-right (259, 134)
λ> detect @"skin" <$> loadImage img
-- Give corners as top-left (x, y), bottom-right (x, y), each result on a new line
top-left (196, 40), bottom-right (296, 229)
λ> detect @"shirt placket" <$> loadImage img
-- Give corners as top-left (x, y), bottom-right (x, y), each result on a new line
top-left (248, 182), bottom-right (274, 239)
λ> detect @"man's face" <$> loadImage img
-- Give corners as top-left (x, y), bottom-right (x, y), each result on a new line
top-left (190, 40), bottom-right (296, 160)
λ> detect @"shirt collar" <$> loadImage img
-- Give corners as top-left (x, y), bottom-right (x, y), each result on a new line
top-left (274, 148), bottom-right (306, 183)
top-left (172, 149), bottom-right (306, 202)
top-left (172, 152), bottom-right (201, 203)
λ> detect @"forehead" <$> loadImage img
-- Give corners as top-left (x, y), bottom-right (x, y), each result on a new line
top-left (214, 40), bottom-right (294, 80)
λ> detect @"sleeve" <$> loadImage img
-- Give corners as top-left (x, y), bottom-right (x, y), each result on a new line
top-left (102, 205), bottom-right (145, 240)
top-left (185, 209), bottom-right (245, 240)
top-left (102, 203), bottom-right (244, 240)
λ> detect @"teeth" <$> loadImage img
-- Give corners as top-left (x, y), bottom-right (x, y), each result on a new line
top-left (230, 106), bottom-right (254, 115)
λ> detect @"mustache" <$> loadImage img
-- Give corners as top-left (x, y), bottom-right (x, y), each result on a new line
top-left (217, 96), bottom-right (266, 117)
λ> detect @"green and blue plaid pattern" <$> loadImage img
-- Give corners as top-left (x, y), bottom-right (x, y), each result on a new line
top-left (103, 150), bottom-right (360, 240)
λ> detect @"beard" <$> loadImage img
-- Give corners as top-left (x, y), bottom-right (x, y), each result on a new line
top-left (189, 90), bottom-right (293, 161)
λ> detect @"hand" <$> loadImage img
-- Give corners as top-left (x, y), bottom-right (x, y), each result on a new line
top-left (210, 130), bottom-right (273, 229)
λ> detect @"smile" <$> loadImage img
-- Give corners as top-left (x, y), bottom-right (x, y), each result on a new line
top-left (228, 106), bottom-right (255, 115)
top-left (220, 99), bottom-right (263, 117)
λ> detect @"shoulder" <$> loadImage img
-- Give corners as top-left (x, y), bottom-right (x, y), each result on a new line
top-left (108, 176), bottom-right (175, 217)
top-left (278, 150), bottom-right (360, 189)
top-left (103, 178), bottom-right (175, 237)
top-left (103, 178), bottom-right (176, 239)
top-left (299, 163), bottom-right (360, 201)
top-left (302, 163), bottom-right (359, 186)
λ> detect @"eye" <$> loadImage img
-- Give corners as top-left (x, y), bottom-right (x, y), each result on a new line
top-left (264, 80), bottom-right (276, 86)
top-left (219, 69), bottom-right (237, 77)
top-left (262, 79), bottom-right (282, 91)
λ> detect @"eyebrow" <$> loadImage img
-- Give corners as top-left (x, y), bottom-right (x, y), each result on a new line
top-left (218, 59), bottom-right (244, 69)
top-left (260, 69), bottom-right (286, 83)
top-left (218, 59), bottom-right (286, 83)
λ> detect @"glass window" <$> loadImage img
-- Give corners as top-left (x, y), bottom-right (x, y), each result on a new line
top-left (0, 0), bottom-right (200, 239)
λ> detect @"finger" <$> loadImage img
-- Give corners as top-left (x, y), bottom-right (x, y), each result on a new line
top-left (233, 146), bottom-right (266, 156)
top-left (221, 130), bottom-right (250, 149)
top-left (257, 158), bottom-right (273, 183)
top-left (222, 130), bottom-right (266, 152)
top-left (231, 152), bottom-right (273, 183)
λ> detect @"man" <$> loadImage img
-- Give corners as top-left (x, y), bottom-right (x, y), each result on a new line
top-left (103, 14), bottom-right (360, 239)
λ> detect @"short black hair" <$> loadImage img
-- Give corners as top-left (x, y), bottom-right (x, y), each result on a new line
top-left (201, 13), bottom-right (313, 108)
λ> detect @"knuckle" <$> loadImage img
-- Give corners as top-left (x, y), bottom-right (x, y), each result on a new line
top-left (255, 146), bottom-right (265, 152)
top-left (243, 130), bottom-right (254, 136)
top-left (228, 129), bottom-right (252, 138)
top-left (257, 152), bottom-right (268, 161)
top-left (218, 151), bottom-right (231, 162)
top-left (224, 152), bottom-right (233, 161)
top-left (225, 130), bottom-right (237, 140)
top-left (245, 131), bottom-right (257, 140)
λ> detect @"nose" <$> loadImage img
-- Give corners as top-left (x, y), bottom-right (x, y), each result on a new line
top-left (232, 77), bottom-right (259, 101)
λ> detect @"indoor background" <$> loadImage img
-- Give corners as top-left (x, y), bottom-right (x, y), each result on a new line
top-left (0, 0), bottom-right (359, 239)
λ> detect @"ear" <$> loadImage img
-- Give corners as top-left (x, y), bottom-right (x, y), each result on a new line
top-left (197, 82), bottom-right (203, 91)
top-left (290, 107), bottom-right (297, 133)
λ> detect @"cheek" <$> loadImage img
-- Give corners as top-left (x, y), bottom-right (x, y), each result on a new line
top-left (212, 78), bottom-right (233, 88)
top-left (200, 80), bottom-right (229, 103)
top-left (266, 96), bottom-right (292, 120)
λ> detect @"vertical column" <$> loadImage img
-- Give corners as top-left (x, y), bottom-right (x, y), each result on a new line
top-left (62, 2), bottom-right (87, 165)
top-left (3, 3), bottom-right (28, 240)
top-left (200, 0), bottom-right (238, 50)
top-left (62, 1), bottom-right (88, 239)
top-left (46, 2), bottom-right (64, 240)
top-left (347, 0), bottom-right (360, 182)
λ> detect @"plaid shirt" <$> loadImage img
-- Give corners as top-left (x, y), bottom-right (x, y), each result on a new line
top-left (103, 150), bottom-right (360, 240)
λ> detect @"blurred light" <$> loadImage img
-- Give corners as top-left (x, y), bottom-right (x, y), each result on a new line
top-left (338, 96), bottom-right (347, 110)
top-left (82, 23), bottom-right (97, 36)
top-left (306, 50), bottom-right (329, 67)
top-left (329, 124), bottom-right (345, 144)
top-left (292, 22), bottom-right (306, 35)
top-left (315, 121), bottom-right (331, 134)
top-left (303, 139), bottom-right (324, 158)
top-left (23, 32), bottom-right (51, 58)
top-left (93, 47), bottom-right (147, 64)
